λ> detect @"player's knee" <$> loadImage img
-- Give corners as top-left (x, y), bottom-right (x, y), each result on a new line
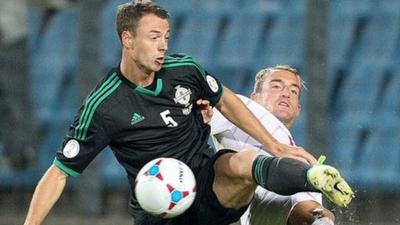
top-left (215, 150), bottom-right (257, 184)
top-left (228, 150), bottom-right (258, 184)
top-left (287, 201), bottom-right (335, 225)
top-left (323, 208), bottom-right (335, 222)
top-left (213, 150), bottom-right (258, 208)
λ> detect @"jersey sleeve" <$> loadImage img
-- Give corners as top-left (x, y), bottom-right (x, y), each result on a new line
top-left (54, 105), bottom-right (111, 177)
top-left (238, 95), bottom-right (281, 134)
top-left (188, 58), bottom-right (224, 106)
top-left (210, 108), bottom-right (232, 135)
top-left (210, 95), bottom-right (254, 135)
top-left (198, 70), bottom-right (224, 106)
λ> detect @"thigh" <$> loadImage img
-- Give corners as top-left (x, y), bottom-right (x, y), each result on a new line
top-left (213, 149), bottom-right (258, 209)
top-left (245, 187), bottom-right (291, 225)
top-left (181, 149), bottom-right (248, 225)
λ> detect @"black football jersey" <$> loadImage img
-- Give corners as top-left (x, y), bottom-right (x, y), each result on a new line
top-left (54, 54), bottom-right (223, 184)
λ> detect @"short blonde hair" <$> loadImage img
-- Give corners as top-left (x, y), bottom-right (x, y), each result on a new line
top-left (253, 65), bottom-right (306, 94)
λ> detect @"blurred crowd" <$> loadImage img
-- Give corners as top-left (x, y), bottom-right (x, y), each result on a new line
top-left (0, 0), bottom-right (75, 170)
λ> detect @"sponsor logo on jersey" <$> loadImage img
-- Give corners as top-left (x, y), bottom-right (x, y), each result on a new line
top-left (206, 75), bottom-right (219, 93)
top-left (131, 112), bottom-right (145, 125)
top-left (174, 85), bottom-right (192, 106)
top-left (63, 139), bottom-right (80, 158)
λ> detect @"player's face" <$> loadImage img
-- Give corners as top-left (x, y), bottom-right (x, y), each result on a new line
top-left (255, 70), bottom-right (301, 128)
top-left (125, 14), bottom-right (169, 73)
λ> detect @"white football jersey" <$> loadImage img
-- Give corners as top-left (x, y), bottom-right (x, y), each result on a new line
top-left (210, 94), bottom-right (322, 225)
top-left (210, 94), bottom-right (295, 156)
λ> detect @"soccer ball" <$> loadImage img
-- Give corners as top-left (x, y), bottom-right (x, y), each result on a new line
top-left (135, 158), bottom-right (196, 218)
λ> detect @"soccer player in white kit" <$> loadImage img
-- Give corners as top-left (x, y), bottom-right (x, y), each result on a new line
top-left (210, 65), bottom-right (335, 225)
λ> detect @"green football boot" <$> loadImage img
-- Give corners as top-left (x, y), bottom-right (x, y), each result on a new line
top-left (307, 164), bottom-right (354, 207)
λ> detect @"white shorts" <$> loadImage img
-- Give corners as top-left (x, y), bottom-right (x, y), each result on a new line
top-left (240, 186), bottom-right (322, 225)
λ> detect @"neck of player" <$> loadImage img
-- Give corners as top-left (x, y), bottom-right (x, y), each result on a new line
top-left (120, 57), bottom-right (155, 87)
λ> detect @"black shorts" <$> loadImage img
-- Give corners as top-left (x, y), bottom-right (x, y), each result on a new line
top-left (131, 149), bottom-right (249, 225)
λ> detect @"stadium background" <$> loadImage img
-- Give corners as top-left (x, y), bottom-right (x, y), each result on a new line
top-left (1, 0), bottom-right (400, 224)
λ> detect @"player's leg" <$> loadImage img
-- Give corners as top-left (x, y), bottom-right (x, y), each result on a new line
top-left (177, 149), bottom-right (249, 225)
top-left (213, 149), bottom-right (315, 209)
top-left (242, 188), bottom-right (292, 225)
top-left (212, 150), bottom-right (258, 209)
top-left (213, 149), bottom-right (353, 210)
top-left (287, 201), bottom-right (335, 225)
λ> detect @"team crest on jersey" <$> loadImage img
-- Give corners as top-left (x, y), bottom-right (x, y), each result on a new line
top-left (206, 75), bottom-right (219, 93)
top-left (174, 85), bottom-right (193, 115)
top-left (174, 85), bottom-right (192, 106)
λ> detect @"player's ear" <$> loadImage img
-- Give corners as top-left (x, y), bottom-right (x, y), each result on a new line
top-left (296, 104), bottom-right (301, 116)
top-left (250, 92), bottom-right (258, 101)
top-left (121, 31), bottom-right (134, 48)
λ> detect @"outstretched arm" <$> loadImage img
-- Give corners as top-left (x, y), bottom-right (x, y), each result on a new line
top-left (24, 164), bottom-right (68, 225)
top-left (215, 87), bottom-right (317, 164)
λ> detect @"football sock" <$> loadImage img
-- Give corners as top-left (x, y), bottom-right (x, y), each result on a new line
top-left (251, 155), bottom-right (318, 195)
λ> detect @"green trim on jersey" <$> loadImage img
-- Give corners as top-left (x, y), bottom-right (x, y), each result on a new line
top-left (163, 55), bottom-right (206, 77)
top-left (74, 73), bottom-right (122, 140)
top-left (135, 78), bottom-right (163, 96)
top-left (53, 158), bottom-right (80, 177)
top-left (253, 155), bottom-right (268, 187)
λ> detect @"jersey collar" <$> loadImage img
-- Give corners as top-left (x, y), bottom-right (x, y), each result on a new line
top-left (135, 79), bottom-right (163, 96)
top-left (116, 64), bottom-right (163, 96)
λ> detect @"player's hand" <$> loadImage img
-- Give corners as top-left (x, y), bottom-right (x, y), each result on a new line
top-left (196, 99), bottom-right (213, 123)
top-left (272, 143), bottom-right (317, 165)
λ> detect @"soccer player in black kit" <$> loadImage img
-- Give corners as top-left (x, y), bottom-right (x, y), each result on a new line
top-left (24, 1), bottom-right (353, 225)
